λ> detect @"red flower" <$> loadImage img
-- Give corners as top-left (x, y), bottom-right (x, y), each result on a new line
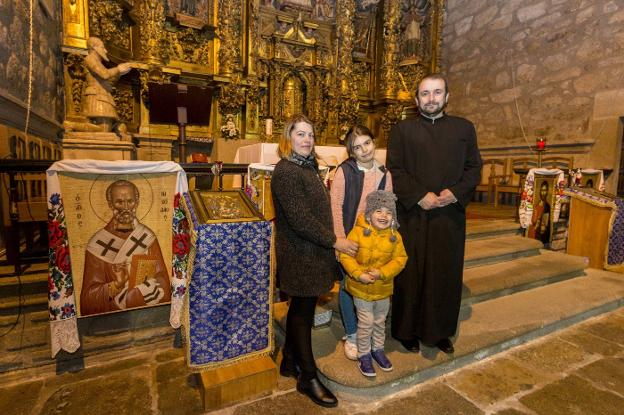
top-left (55, 245), bottom-right (71, 274)
top-left (173, 232), bottom-right (190, 256)
top-left (48, 220), bottom-right (64, 248)
top-left (179, 218), bottom-right (189, 231)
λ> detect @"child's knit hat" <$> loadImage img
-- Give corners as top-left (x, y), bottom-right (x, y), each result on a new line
top-left (365, 190), bottom-right (398, 221)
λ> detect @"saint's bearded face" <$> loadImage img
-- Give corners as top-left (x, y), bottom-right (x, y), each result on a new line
top-left (109, 185), bottom-right (139, 230)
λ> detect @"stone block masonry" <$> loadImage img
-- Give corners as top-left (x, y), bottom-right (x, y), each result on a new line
top-left (441, 0), bottom-right (624, 148)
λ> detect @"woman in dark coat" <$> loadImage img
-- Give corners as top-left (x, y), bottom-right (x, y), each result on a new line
top-left (271, 114), bottom-right (357, 408)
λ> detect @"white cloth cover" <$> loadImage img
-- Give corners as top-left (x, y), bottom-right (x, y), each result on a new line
top-left (519, 168), bottom-right (566, 229)
top-left (46, 160), bottom-right (188, 357)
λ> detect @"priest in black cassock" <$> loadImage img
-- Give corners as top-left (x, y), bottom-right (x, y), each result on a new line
top-left (387, 73), bottom-right (482, 354)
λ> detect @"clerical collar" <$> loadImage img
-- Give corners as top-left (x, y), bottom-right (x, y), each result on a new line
top-left (420, 112), bottom-right (445, 124)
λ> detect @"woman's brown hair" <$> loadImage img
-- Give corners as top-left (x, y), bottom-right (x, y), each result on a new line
top-left (344, 125), bottom-right (375, 157)
top-left (277, 114), bottom-right (317, 159)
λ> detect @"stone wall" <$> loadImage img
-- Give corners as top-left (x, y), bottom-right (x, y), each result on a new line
top-left (441, 0), bottom-right (624, 152)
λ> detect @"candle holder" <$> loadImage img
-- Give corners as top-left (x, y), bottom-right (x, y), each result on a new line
top-left (536, 138), bottom-right (546, 167)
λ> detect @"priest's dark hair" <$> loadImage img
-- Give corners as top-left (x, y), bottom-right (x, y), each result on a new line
top-left (344, 125), bottom-right (375, 157)
top-left (277, 114), bottom-right (318, 159)
top-left (416, 72), bottom-right (449, 95)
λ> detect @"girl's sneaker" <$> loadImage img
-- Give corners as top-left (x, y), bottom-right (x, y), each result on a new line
top-left (344, 340), bottom-right (357, 361)
top-left (371, 349), bottom-right (393, 371)
top-left (357, 354), bottom-right (376, 377)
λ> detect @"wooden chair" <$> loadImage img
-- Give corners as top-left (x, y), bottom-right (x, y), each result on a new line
top-left (493, 157), bottom-right (539, 207)
top-left (475, 158), bottom-right (508, 203)
top-left (541, 156), bottom-right (573, 171)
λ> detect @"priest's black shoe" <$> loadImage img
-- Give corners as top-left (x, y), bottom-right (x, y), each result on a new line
top-left (399, 339), bottom-right (420, 353)
top-left (296, 377), bottom-right (338, 408)
top-left (435, 338), bottom-right (454, 354)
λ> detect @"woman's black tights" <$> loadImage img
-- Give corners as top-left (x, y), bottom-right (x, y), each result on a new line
top-left (283, 296), bottom-right (318, 381)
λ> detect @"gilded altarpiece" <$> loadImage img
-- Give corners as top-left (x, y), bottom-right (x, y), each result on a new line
top-left (60, 0), bottom-right (443, 157)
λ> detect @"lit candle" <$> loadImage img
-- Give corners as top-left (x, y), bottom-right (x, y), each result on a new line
top-left (265, 118), bottom-right (273, 136)
top-left (536, 138), bottom-right (546, 150)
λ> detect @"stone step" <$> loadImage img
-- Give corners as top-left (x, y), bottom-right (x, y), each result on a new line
top-left (275, 250), bottom-right (590, 329)
top-left (0, 271), bottom-right (48, 299)
top-left (464, 235), bottom-right (543, 268)
top-left (462, 250), bottom-right (589, 306)
top-left (315, 268), bottom-right (624, 397)
top-left (0, 324), bottom-right (178, 374)
top-left (0, 304), bottom-right (177, 373)
top-left (466, 219), bottom-right (522, 240)
top-left (0, 310), bottom-right (48, 328)
top-left (281, 244), bottom-right (574, 325)
top-left (0, 293), bottom-right (48, 315)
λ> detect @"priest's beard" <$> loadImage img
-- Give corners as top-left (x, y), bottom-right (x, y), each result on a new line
top-left (113, 209), bottom-right (136, 232)
top-left (418, 100), bottom-right (447, 118)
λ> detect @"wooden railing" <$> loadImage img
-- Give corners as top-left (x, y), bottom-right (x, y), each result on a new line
top-left (0, 160), bottom-right (249, 275)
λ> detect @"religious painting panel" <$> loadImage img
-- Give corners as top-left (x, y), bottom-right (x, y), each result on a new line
top-left (46, 161), bottom-right (190, 357)
top-left (246, 164), bottom-right (276, 221)
top-left (54, 172), bottom-right (177, 318)
top-left (1, 0), bottom-right (64, 123)
top-left (312, 0), bottom-right (335, 20)
top-left (189, 189), bottom-right (262, 222)
top-left (165, 0), bottom-right (211, 27)
top-left (353, 14), bottom-right (373, 56)
top-left (356, 0), bottom-right (381, 13)
top-left (526, 173), bottom-right (558, 246)
top-left (580, 172), bottom-right (600, 190)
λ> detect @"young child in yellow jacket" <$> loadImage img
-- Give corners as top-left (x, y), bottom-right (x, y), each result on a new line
top-left (340, 190), bottom-right (408, 377)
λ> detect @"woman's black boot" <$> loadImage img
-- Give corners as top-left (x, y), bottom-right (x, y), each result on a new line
top-left (279, 354), bottom-right (299, 378)
top-left (296, 376), bottom-right (338, 408)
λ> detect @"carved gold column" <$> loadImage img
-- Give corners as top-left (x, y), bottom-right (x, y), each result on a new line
top-left (380, 0), bottom-right (400, 100)
top-left (430, 0), bottom-right (445, 72)
top-left (217, 0), bottom-right (243, 76)
top-left (334, 0), bottom-right (358, 136)
top-left (379, 103), bottom-right (404, 147)
top-left (62, 0), bottom-right (89, 49)
top-left (63, 53), bottom-right (87, 121)
top-left (134, 0), bottom-right (167, 65)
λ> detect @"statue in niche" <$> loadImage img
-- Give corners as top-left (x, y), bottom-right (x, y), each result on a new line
top-left (354, 14), bottom-right (372, 53)
top-left (220, 114), bottom-right (240, 139)
top-left (357, 0), bottom-right (381, 13)
top-left (280, 0), bottom-right (312, 12)
top-left (64, 37), bottom-right (132, 136)
top-left (165, 0), bottom-right (210, 27)
top-left (283, 75), bottom-right (305, 121)
top-left (400, 0), bottom-right (430, 63)
top-left (313, 0), bottom-right (333, 19)
top-left (181, 0), bottom-right (197, 15)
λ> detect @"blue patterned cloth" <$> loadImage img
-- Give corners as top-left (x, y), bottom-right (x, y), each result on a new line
top-left (186, 220), bottom-right (272, 368)
top-left (608, 198), bottom-right (624, 266)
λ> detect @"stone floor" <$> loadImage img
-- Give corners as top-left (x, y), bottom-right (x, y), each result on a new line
top-left (1, 306), bottom-right (623, 415)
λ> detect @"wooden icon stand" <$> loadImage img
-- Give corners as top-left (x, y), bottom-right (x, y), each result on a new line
top-left (199, 355), bottom-right (277, 411)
